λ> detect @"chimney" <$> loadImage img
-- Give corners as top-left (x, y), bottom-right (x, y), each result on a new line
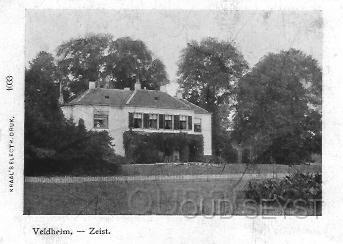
top-left (89, 81), bottom-right (96, 89)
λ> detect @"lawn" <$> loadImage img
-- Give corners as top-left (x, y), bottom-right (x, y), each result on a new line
top-left (24, 163), bottom-right (321, 215)
top-left (24, 179), bottom-right (319, 215)
top-left (24, 178), bottom-right (247, 215)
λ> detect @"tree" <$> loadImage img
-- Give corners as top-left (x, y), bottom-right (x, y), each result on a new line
top-left (233, 49), bottom-right (322, 164)
top-left (177, 37), bottom-right (249, 157)
top-left (25, 51), bottom-right (65, 150)
top-left (57, 34), bottom-right (112, 98)
top-left (56, 34), bottom-right (169, 101)
top-left (25, 51), bottom-right (119, 176)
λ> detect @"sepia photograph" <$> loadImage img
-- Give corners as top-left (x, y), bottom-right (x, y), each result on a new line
top-left (23, 9), bottom-right (322, 216)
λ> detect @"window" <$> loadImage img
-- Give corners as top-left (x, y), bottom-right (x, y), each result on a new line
top-left (133, 113), bottom-right (143, 128)
top-left (179, 115), bottom-right (187, 130)
top-left (94, 114), bottom-right (108, 129)
top-left (194, 118), bottom-right (201, 132)
top-left (188, 116), bottom-right (192, 130)
top-left (174, 115), bottom-right (180, 130)
top-left (149, 114), bottom-right (158, 129)
top-left (165, 115), bottom-right (172, 129)
top-left (159, 114), bottom-right (164, 129)
top-left (143, 114), bottom-right (149, 129)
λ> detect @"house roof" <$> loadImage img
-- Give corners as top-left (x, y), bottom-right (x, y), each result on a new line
top-left (128, 90), bottom-right (190, 110)
top-left (180, 99), bottom-right (210, 114)
top-left (68, 88), bottom-right (133, 106)
top-left (65, 88), bottom-right (210, 114)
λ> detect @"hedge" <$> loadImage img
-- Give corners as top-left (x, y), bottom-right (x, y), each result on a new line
top-left (123, 131), bottom-right (203, 163)
top-left (25, 119), bottom-right (122, 176)
top-left (245, 172), bottom-right (322, 215)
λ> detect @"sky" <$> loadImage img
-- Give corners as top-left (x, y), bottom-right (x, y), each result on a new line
top-left (26, 10), bottom-right (322, 95)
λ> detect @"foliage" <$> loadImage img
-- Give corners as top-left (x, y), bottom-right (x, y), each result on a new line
top-left (245, 173), bottom-right (322, 210)
top-left (177, 37), bottom-right (249, 156)
top-left (25, 51), bottom-right (120, 176)
top-left (25, 51), bottom-right (66, 149)
top-left (234, 49), bottom-right (322, 164)
top-left (56, 34), bottom-right (169, 101)
top-left (25, 121), bottom-right (121, 176)
top-left (202, 132), bottom-right (238, 164)
top-left (202, 155), bottom-right (227, 164)
top-left (123, 131), bottom-right (203, 163)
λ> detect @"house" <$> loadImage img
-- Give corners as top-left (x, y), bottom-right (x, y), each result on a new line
top-left (61, 81), bottom-right (212, 161)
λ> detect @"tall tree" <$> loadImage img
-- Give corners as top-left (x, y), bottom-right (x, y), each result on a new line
top-left (233, 48), bottom-right (322, 164)
top-left (57, 34), bottom-right (112, 98)
top-left (56, 34), bottom-right (169, 101)
top-left (177, 37), bottom-right (249, 156)
top-left (25, 51), bottom-right (118, 175)
top-left (25, 51), bottom-right (67, 153)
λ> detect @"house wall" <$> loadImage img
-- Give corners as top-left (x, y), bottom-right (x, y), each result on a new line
top-left (61, 105), bottom-right (127, 156)
top-left (61, 105), bottom-right (212, 157)
top-left (198, 113), bottom-right (212, 156)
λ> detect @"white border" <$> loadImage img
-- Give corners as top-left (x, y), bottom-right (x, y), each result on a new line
top-left (0, 0), bottom-right (342, 243)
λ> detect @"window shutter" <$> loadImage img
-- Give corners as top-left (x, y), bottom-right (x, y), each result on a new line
top-left (129, 113), bottom-right (134, 128)
top-left (143, 114), bottom-right (149, 128)
top-left (159, 114), bottom-right (164, 129)
top-left (174, 115), bottom-right (180, 130)
top-left (188, 116), bottom-right (192, 130)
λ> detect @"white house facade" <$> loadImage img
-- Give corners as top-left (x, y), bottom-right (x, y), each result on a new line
top-left (61, 81), bottom-right (212, 159)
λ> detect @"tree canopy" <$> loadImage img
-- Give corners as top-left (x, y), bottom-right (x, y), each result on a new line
top-left (177, 37), bottom-right (249, 156)
top-left (56, 34), bottom-right (169, 101)
top-left (25, 51), bottom-right (119, 176)
top-left (233, 48), bottom-right (322, 164)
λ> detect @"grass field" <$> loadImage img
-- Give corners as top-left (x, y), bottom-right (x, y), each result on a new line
top-left (24, 164), bottom-right (321, 215)
top-left (24, 177), bottom-right (247, 215)
top-left (24, 179), bottom-right (319, 215)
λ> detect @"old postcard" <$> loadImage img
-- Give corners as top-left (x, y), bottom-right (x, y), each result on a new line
top-left (0, 0), bottom-right (342, 243)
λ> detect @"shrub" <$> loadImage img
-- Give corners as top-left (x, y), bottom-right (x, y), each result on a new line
top-left (123, 131), bottom-right (203, 163)
top-left (202, 155), bottom-right (227, 164)
top-left (25, 119), bottom-right (122, 176)
top-left (245, 172), bottom-right (322, 210)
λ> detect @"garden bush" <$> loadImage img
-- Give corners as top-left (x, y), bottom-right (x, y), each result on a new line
top-left (25, 119), bottom-right (122, 176)
top-left (245, 172), bottom-right (322, 210)
top-left (202, 155), bottom-right (227, 164)
top-left (123, 131), bottom-right (203, 163)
